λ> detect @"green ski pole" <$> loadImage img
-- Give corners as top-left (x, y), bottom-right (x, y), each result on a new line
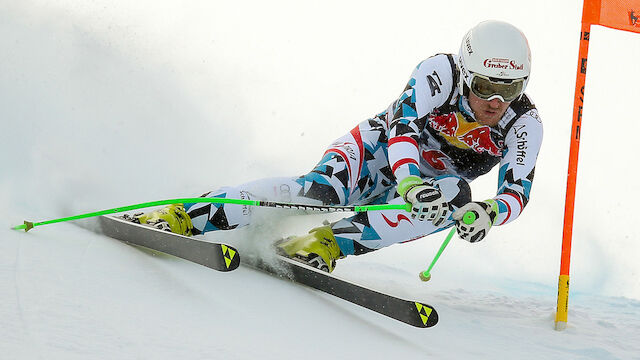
top-left (419, 211), bottom-right (477, 282)
top-left (11, 198), bottom-right (412, 232)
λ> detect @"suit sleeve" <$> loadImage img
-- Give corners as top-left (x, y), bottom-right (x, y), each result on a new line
top-left (388, 55), bottom-right (456, 182)
top-left (492, 109), bottom-right (543, 225)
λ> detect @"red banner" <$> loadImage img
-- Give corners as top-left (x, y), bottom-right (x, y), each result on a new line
top-left (585, 0), bottom-right (640, 33)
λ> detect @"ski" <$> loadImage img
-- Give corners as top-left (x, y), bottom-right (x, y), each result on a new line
top-left (97, 215), bottom-right (240, 272)
top-left (242, 254), bottom-right (439, 328)
top-left (97, 215), bottom-right (436, 327)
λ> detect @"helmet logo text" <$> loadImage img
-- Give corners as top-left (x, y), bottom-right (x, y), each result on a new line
top-left (483, 58), bottom-right (524, 71)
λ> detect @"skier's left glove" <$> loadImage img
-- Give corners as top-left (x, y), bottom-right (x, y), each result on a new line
top-left (452, 200), bottom-right (499, 243)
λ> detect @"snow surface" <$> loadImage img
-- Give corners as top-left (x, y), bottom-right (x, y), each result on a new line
top-left (2, 1), bottom-right (640, 359)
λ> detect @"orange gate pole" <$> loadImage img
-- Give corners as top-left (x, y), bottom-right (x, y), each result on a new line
top-left (555, 0), bottom-right (600, 331)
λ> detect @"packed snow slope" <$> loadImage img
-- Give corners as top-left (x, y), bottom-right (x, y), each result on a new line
top-left (2, 1), bottom-right (640, 359)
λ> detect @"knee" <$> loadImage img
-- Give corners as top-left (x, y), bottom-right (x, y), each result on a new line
top-left (296, 152), bottom-right (350, 205)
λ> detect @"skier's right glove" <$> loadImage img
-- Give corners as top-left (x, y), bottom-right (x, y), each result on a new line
top-left (451, 200), bottom-right (499, 243)
top-left (398, 176), bottom-right (450, 226)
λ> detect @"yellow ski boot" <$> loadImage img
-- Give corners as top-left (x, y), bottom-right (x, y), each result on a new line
top-left (277, 225), bottom-right (343, 272)
top-left (129, 204), bottom-right (194, 236)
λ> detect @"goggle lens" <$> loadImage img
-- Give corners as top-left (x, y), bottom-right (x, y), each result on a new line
top-left (470, 75), bottom-right (525, 102)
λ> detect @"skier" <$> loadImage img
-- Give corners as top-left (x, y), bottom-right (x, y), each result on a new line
top-left (134, 20), bottom-right (542, 272)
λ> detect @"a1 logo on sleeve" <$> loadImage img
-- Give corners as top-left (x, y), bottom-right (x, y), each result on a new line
top-left (426, 70), bottom-right (443, 96)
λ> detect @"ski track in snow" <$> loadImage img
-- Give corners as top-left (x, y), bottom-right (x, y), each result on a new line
top-left (3, 216), bottom-right (640, 359)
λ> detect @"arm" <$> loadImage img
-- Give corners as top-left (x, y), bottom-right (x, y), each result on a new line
top-left (388, 55), bottom-right (457, 183)
top-left (451, 109), bottom-right (542, 242)
top-left (492, 109), bottom-right (543, 225)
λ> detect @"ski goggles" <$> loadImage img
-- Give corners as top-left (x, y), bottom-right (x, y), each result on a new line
top-left (469, 73), bottom-right (526, 102)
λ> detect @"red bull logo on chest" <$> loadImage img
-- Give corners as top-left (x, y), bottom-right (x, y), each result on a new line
top-left (428, 112), bottom-right (504, 157)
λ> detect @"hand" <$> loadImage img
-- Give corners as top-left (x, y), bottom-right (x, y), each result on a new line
top-left (399, 177), bottom-right (450, 226)
top-left (452, 200), bottom-right (499, 243)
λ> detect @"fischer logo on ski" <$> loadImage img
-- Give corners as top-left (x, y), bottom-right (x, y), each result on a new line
top-left (243, 254), bottom-right (439, 328)
top-left (415, 302), bottom-right (435, 327)
top-left (98, 215), bottom-right (241, 272)
top-left (221, 244), bottom-right (238, 269)
top-left (98, 215), bottom-right (439, 328)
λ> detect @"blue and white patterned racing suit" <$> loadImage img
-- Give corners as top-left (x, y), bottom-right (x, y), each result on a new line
top-left (185, 53), bottom-right (543, 255)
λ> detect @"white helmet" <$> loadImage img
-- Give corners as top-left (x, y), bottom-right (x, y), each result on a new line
top-left (458, 20), bottom-right (531, 102)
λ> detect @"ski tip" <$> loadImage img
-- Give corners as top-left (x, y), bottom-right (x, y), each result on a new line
top-left (414, 302), bottom-right (439, 328)
top-left (220, 244), bottom-right (241, 271)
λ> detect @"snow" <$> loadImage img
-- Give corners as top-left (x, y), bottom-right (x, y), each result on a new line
top-left (2, 0), bottom-right (640, 359)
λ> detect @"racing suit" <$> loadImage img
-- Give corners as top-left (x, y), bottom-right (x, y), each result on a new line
top-left (185, 53), bottom-right (543, 254)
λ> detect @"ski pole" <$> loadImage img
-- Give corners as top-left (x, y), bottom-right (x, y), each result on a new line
top-left (419, 211), bottom-right (476, 282)
top-left (11, 197), bottom-right (412, 232)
